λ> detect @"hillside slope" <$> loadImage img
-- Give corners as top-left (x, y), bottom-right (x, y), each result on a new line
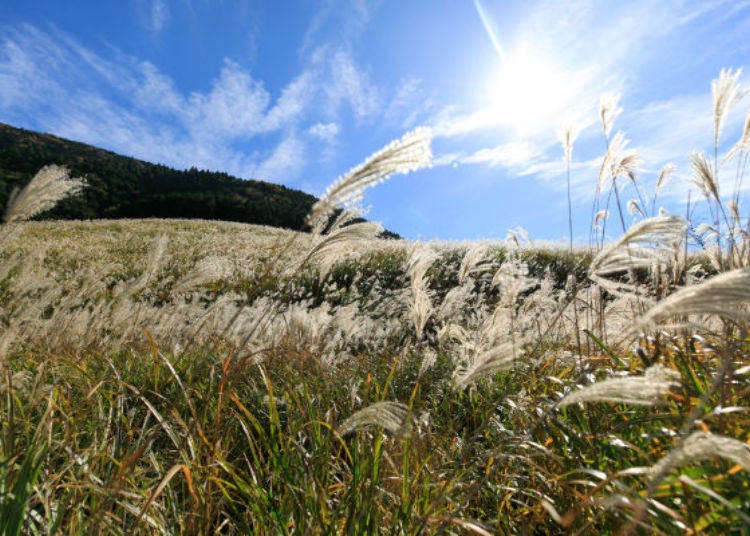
top-left (0, 122), bottom-right (317, 230)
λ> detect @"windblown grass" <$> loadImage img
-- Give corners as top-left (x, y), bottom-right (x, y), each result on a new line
top-left (2, 69), bottom-right (750, 534)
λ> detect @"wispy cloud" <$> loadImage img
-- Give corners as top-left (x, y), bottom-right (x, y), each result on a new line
top-left (252, 133), bottom-right (307, 181)
top-left (324, 48), bottom-right (380, 122)
top-left (308, 122), bottom-right (339, 143)
top-left (0, 24), bottom-right (369, 186)
top-left (429, 0), bottom-right (750, 210)
top-left (438, 141), bottom-right (542, 169)
top-left (384, 78), bottom-right (434, 130)
top-left (132, 0), bottom-right (170, 32)
top-left (626, 81), bottom-right (750, 202)
top-left (300, 0), bottom-right (381, 54)
top-left (150, 0), bottom-right (169, 31)
top-left (0, 19), bottom-right (412, 189)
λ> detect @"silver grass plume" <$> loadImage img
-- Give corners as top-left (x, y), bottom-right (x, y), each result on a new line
top-left (307, 127), bottom-right (432, 233)
top-left (326, 207), bottom-right (364, 234)
top-left (558, 122), bottom-right (579, 163)
top-left (712, 68), bottom-right (745, 149)
top-left (627, 199), bottom-right (645, 217)
top-left (132, 234), bottom-right (169, 293)
top-left (492, 258), bottom-right (534, 305)
top-left (695, 223), bottom-right (718, 241)
top-left (599, 93), bottom-right (623, 140)
top-left (407, 246), bottom-right (438, 283)
top-left (651, 431), bottom-right (750, 476)
top-left (598, 131), bottom-right (641, 191)
top-left (411, 283), bottom-right (432, 339)
top-left (723, 109), bottom-right (750, 165)
top-left (453, 341), bottom-right (516, 390)
top-left (728, 199), bottom-right (741, 224)
top-left (3, 164), bottom-right (86, 224)
top-left (173, 256), bottom-right (235, 293)
top-left (306, 221), bottom-right (383, 275)
top-left (457, 243), bottom-right (491, 284)
top-left (631, 268), bottom-right (750, 333)
top-left (655, 164), bottom-right (675, 198)
top-left (560, 122), bottom-right (579, 252)
top-left (589, 215), bottom-right (687, 284)
top-left (557, 364), bottom-right (680, 407)
top-left (593, 209), bottom-right (609, 229)
top-left (690, 152), bottom-right (720, 202)
top-left (407, 246), bottom-right (437, 338)
top-left (436, 283), bottom-right (474, 322)
top-left (438, 323), bottom-right (473, 346)
top-left (338, 401), bottom-right (411, 437)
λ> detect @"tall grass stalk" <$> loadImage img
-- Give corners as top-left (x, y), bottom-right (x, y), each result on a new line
top-left (1, 68), bottom-right (750, 533)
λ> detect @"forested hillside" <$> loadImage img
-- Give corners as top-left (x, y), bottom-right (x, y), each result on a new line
top-left (0, 122), bottom-right (317, 230)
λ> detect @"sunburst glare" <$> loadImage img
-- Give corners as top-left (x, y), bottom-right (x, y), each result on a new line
top-left (486, 48), bottom-right (580, 134)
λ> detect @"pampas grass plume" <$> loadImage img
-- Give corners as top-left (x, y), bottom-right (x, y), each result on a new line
top-left (589, 215), bottom-right (687, 279)
top-left (599, 93), bottom-right (623, 140)
top-left (722, 109), bottom-right (750, 165)
top-left (558, 364), bottom-right (680, 407)
top-left (338, 401), bottom-right (411, 437)
top-left (453, 341), bottom-right (516, 389)
top-left (690, 151), bottom-right (721, 202)
top-left (558, 122), bottom-right (579, 163)
top-left (307, 127), bottom-right (432, 233)
top-left (306, 221), bottom-right (384, 275)
top-left (632, 268), bottom-right (750, 332)
top-left (655, 163), bottom-right (675, 197)
top-left (598, 131), bottom-right (641, 191)
top-left (3, 164), bottom-right (86, 224)
top-left (712, 67), bottom-right (746, 148)
top-left (651, 431), bottom-right (750, 476)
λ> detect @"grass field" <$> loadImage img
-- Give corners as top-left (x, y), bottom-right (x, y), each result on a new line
top-left (1, 72), bottom-right (750, 534)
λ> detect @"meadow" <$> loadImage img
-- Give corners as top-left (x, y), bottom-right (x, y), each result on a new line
top-left (1, 71), bottom-right (749, 534)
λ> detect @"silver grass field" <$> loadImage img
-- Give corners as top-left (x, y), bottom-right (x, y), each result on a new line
top-left (1, 71), bottom-right (750, 534)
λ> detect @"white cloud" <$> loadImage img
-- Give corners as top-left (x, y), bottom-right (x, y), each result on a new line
top-left (0, 21), bottom-right (428, 193)
top-left (434, 141), bottom-right (543, 169)
top-left (0, 25), bottom-right (322, 185)
top-left (325, 49), bottom-right (379, 121)
top-left (0, 35), bottom-right (38, 109)
top-left (187, 60), bottom-right (271, 139)
top-left (625, 83), bottom-right (750, 201)
top-left (300, 0), bottom-right (381, 54)
top-left (252, 134), bottom-right (307, 181)
top-left (150, 0), bottom-right (170, 31)
top-left (426, 0), bottom-right (750, 217)
top-left (134, 61), bottom-right (185, 115)
top-left (307, 122), bottom-right (339, 143)
top-left (461, 141), bottom-right (542, 168)
top-left (263, 71), bottom-right (316, 131)
top-left (384, 78), bottom-right (432, 129)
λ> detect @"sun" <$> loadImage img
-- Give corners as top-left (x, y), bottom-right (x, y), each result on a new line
top-left (473, 1), bottom-right (577, 135)
top-left (486, 49), bottom-right (577, 135)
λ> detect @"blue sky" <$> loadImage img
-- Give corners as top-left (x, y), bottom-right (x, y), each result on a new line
top-left (1, 1), bottom-right (749, 241)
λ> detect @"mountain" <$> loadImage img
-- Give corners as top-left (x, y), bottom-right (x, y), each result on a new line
top-left (0, 122), bottom-right (318, 231)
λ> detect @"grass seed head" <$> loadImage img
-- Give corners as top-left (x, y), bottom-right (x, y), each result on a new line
top-left (651, 431), bottom-right (750, 476)
top-left (632, 268), bottom-right (750, 333)
top-left (338, 401), bottom-right (411, 437)
top-left (712, 67), bottom-right (746, 148)
top-left (3, 165), bottom-right (86, 224)
top-left (558, 364), bottom-right (680, 407)
top-left (307, 127), bottom-right (432, 233)
top-left (599, 92), bottom-right (623, 140)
